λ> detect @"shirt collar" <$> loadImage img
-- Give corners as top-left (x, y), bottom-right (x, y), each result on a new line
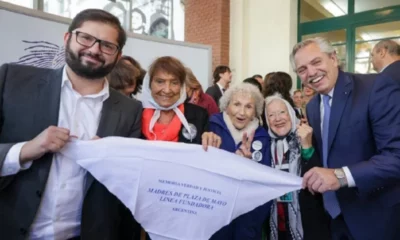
top-left (380, 64), bottom-right (388, 73)
top-left (62, 65), bottom-right (110, 102)
top-left (320, 87), bottom-right (334, 100)
top-left (216, 82), bottom-right (225, 92)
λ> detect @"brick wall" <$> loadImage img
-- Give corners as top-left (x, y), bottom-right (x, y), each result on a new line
top-left (185, 0), bottom-right (230, 71)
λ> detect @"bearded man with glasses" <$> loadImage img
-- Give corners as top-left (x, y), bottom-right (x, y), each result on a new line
top-left (0, 9), bottom-right (142, 240)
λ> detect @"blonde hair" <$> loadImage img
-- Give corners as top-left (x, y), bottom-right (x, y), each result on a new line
top-left (185, 68), bottom-right (202, 90)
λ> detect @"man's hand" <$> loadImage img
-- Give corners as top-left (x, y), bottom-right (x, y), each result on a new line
top-left (20, 126), bottom-right (70, 164)
top-left (296, 123), bottom-right (313, 149)
top-left (302, 167), bottom-right (341, 194)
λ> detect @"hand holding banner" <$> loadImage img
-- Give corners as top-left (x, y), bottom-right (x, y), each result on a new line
top-left (61, 137), bottom-right (302, 240)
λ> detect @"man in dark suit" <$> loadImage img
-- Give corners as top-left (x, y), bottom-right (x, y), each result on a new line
top-left (371, 39), bottom-right (400, 77)
top-left (0, 9), bottom-right (142, 240)
top-left (291, 37), bottom-right (400, 240)
top-left (205, 65), bottom-right (232, 108)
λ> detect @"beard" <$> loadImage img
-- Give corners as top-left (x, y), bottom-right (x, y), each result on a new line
top-left (65, 37), bottom-right (118, 80)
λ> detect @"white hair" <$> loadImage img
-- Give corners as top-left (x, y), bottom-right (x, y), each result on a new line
top-left (219, 82), bottom-right (264, 117)
top-left (290, 37), bottom-right (337, 70)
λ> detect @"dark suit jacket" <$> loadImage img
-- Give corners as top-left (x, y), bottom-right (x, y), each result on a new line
top-left (306, 70), bottom-right (400, 240)
top-left (0, 64), bottom-right (143, 240)
top-left (205, 84), bottom-right (223, 108)
top-left (382, 60), bottom-right (400, 82)
top-left (178, 102), bottom-right (209, 143)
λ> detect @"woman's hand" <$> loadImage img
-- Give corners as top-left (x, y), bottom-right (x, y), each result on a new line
top-left (297, 123), bottom-right (313, 149)
top-left (235, 131), bottom-right (255, 159)
top-left (201, 132), bottom-right (222, 151)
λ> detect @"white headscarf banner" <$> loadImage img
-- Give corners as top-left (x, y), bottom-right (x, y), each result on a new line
top-left (60, 137), bottom-right (302, 240)
top-left (139, 73), bottom-right (192, 139)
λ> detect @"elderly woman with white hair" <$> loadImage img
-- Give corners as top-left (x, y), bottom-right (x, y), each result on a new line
top-left (209, 82), bottom-right (272, 240)
top-left (265, 94), bottom-right (330, 240)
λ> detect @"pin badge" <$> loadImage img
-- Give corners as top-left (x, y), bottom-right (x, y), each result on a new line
top-left (252, 140), bottom-right (262, 151)
top-left (252, 150), bottom-right (262, 162)
top-left (182, 123), bottom-right (197, 140)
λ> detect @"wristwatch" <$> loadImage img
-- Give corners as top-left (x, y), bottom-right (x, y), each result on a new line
top-left (334, 168), bottom-right (348, 187)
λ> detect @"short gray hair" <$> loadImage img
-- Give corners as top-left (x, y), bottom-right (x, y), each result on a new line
top-left (219, 82), bottom-right (264, 117)
top-left (290, 37), bottom-right (336, 70)
top-left (374, 39), bottom-right (400, 56)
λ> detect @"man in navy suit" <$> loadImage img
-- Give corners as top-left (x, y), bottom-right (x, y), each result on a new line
top-left (291, 37), bottom-right (400, 240)
top-left (371, 39), bottom-right (400, 79)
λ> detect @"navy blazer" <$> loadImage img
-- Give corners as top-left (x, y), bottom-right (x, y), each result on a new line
top-left (382, 60), bottom-right (400, 83)
top-left (205, 84), bottom-right (223, 108)
top-left (306, 70), bottom-right (400, 240)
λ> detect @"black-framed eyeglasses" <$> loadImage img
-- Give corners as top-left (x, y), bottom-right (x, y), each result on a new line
top-left (71, 31), bottom-right (120, 55)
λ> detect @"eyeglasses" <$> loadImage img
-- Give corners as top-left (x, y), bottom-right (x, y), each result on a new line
top-left (71, 31), bottom-right (120, 55)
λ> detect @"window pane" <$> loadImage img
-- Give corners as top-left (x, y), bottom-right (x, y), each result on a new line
top-left (1, 0), bottom-right (34, 8)
top-left (302, 29), bottom-right (346, 45)
top-left (355, 0), bottom-right (400, 13)
top-left (300, 0), bottom-right (348, 23)
top-left (42, 0), bottom-right (185, 41)
top-left (43, 0), bottom-right (130, 29)
top-left (334, 44), bottom-right (347, 71)
top-left (355, 21), bottom-right (400, 73)
top-left (356, 21), bottom-right (400, 41)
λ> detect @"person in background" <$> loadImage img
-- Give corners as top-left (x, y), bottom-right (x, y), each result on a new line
top-left (292, 89), bottom-right (306, 119)
top-left (293, 36), bottom-right (400, 240)
top-left (263, 72), bottom-right (302, 120)
top-left (371, 40), bottom-right (400, 80)
top-left (253, 74), bottom-right (264, 86)
top-left (0, 9), bottom-right (142, 240)
top-left (243, 77), bottom-right (267, 127)
top-left (302, 85), bottom-right (315, 106)
top-left (206, 65), bottom-right (232, 107)
top-left (121, 55), bottom-right (146, 97)
top-left (209, 82), bottom-right (271, 240)
top-left (265, 94), bottom-right (330, 240)
top-left (107, 58), bottom-right (140, 97)
top-left (244, 77), bottom-right (262, 92)
top-left (185, 68), bottom-right (219, 116)
top-left (292, 89), bottom-right (303, 108)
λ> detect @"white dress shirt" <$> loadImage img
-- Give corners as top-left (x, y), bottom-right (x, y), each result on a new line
top-left (0, 66), bottom-right (109, 240)
top-left (320, 89), bottom-right (356, 187)
top-left (216, 82), bottom-right (225, 95)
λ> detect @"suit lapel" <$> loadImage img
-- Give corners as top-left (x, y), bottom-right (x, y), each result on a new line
top-left (33, 68), bottom-right (63, 184)
top-left (308, 96), bottom-right (322, 155)
top-left (328, 71), bottom-right (353, 154)
top-left (84, 90), bottom-right (121, 195)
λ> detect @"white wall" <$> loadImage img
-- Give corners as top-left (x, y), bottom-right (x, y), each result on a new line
top-left (229, 0), bottom-right (298, 90)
